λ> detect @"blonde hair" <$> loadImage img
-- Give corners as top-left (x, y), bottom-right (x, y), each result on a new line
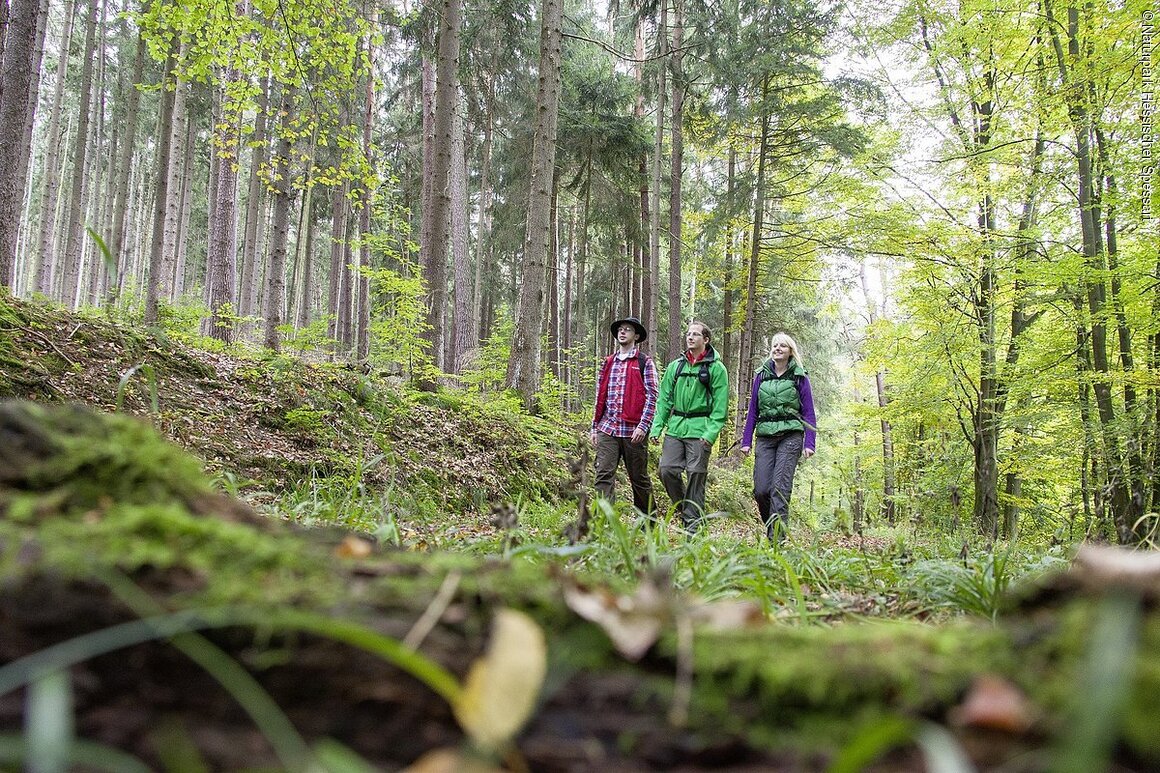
top-left (767, 332), bottom-right (803, 367)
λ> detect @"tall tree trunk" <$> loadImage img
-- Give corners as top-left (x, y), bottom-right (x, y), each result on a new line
top-left (106, 23), bottom-right (144, 306)
top-left (0, 0), bottom-right (43, 288)
top-left (648, 0), bottom-right (666, 348)
top-left (338, 212), bottom-right (354, 349)
top-left (292, 183), bottom-right (315, 330)
top-left (1096, 126), bottom-right (1145, 532)
top-left (80, 0), bottom-right (109, 306)
top-left (451, 90), bottom-right (471, 374)
top-left (634, 17), bottom-right (651, 332)
top-left (575, 181), bottom-right (590, 378)
top-left (161, 65), bottom-right (190, 300)
top-left (356, 20), bottom-right (376, 363)
top-left (473, 77), bottom-right (495, 349)
top-left (999, 132), bottom-right (1047, 539)
top-left (423, 0), bottom-right (460, 374)
top-left (14, 0), bottom-right (49, 294)
top-left (1074, 300), bottom-right (1101, 534)
top-left (289, 134), bottom-right (316, 330)
top-left (58, 0), bottom-right (98, 308)
top-left (861, 259), bottom-right (896, 525)
top-left (736, 102), bottom-right (769, 434)
top-left (206, 78), bottom-right (242, 344)
top-left (562, 206), bottom-right (575, 399)
top-left (418, 53), bottom-right (436, 343)
top-left (173, 110), bottom-right (196, 298)
top-left (31, 0), bottom-right (75, 296)
top-left (665, 0), bottom-right (683, 361)
top-left (143, 51), bottom-right (176, 325)
top-left (262, 83), bottom-right (297, 352)
top-left (506, 0), bottom-right (563, 408)
top-left (721, 144), bottom-right (735, 379)
top-left (852, 426), bottom-right (865, 531)
top-left (1044, 0), bottom-right (1133, 541)
top-left (238, 73), bottom-right (270, 331)
top-left (327, 184), bottom-right (348, 344)
top-left (547, 175), bottom-right (560, 380)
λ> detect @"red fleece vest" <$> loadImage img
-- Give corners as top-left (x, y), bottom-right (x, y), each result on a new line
top-left (594, 353), bottom-right (647, 425)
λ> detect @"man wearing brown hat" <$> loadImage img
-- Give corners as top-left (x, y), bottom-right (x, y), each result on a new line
top-left (591, 316), bottom-right (659, 519)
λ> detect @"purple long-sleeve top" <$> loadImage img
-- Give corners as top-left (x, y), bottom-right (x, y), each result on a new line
top-left (740, 369), bottom-right (817, 451)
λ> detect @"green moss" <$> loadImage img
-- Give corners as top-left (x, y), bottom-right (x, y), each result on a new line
top-left (680, 620), bottom-right (1009, 751)
top-left (1126, 616), bottom-right (1160, 756)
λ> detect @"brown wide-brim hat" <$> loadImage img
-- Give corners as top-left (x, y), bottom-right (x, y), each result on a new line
top-left (610, 316), bottom-right (647, 343)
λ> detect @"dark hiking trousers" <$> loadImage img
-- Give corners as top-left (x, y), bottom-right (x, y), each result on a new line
top-left (659, 436), bottom-right (712, 531)
top-left (594, 432), bottom-right (654, 518)
top-left (753, 431), bottom-right (804, 542)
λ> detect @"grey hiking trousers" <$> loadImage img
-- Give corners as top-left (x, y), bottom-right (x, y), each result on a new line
top-left (753, 431), bottom-right (804, 541)
top-left (659, 436), bottom-right (712, 531)
top-left (594, 432), bottom-right (654, 518)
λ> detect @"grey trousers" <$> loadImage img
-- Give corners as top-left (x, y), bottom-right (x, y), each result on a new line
top-left (753, 431), bottom-right (804, 541)
top-left (594, 432), bottom-right (654, 518)
top-left (659, 436), bottom-right (711, 530)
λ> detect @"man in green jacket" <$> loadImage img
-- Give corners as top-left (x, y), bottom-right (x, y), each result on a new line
top-left (649, 320), bottom-right (729, 532)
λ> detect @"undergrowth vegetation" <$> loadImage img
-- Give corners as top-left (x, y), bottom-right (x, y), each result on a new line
top-left (4, 292), bottom-right (1153, 772)
top-left (0, 290), bottom-right (1078, 623)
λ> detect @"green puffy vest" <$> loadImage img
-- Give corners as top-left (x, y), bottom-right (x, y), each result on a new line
top-left (754, 358), bottom-right (805, 437)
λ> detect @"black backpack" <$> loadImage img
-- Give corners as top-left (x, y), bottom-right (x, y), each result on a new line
top-left (669, 358), bottom-right (713, 418)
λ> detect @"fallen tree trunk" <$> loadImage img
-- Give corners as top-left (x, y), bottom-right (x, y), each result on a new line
top-left (1, 400), bottom-right (1158, 771)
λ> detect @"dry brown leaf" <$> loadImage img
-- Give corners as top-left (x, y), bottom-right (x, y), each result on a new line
top-left (562, 578), bottom-right (670, 661)
top-left (949, 674), bottom-right (1035, 733)
top-left (334, 535), bottom-right (374, 559)
top-left (687, 599), bottom-right (766, 630)
top-left (453, 609), bottom-right (547, 752)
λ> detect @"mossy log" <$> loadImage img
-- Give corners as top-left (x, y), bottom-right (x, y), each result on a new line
top-left (1, 400), bottom-right (1158, 772)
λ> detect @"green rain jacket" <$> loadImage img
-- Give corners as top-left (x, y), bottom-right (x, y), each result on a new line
top-left (649, 344), bottom-right (730, 445)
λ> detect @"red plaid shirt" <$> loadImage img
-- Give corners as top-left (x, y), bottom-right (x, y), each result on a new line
top-left (593, 348), bottom-right (659, 437)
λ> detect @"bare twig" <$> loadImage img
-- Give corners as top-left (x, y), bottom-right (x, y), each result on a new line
top-left (403, 570), bottom-right (463, 651)
top-left (16, 326), bottom-right (77, 367)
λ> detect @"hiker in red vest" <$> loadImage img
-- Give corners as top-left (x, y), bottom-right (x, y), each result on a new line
top-left (591, 316), bottom-right (659, 520)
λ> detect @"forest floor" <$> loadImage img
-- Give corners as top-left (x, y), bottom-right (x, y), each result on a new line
top-left (2, 293), bottom-right (1159, 773)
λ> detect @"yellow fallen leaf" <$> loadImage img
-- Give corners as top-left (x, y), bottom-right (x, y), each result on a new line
top-left (453, 609), bottom-right (547, 752)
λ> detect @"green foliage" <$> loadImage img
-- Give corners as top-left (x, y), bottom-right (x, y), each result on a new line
top-left (283, 407), bottom-right (328, 434)
top-left (908, 545), bottom-right (1068, 621)
top-left (277, 316), bottom-right (338, 356)
top-left (362, 260), bottom-right (438, 385)
top-left (534, 369), bottom-right (572, 416)
top-left (275, 463), bottom-right (401, 540)
top-left (458, 317), bottom-right (514, 394)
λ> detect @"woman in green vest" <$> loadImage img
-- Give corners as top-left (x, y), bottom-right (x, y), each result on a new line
top-left (739, 332), bottom-right (817, 544)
